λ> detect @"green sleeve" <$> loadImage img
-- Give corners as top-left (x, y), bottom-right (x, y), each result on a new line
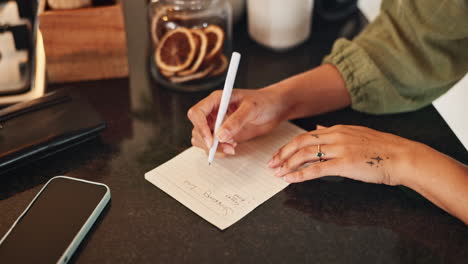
top-left (323, 0), bottom-right (468, 114)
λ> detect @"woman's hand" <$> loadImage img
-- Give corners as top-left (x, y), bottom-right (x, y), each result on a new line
top-left (268, 125), bottom-right (415, 185)
top-left (269, 124), bottom-right (468, 224)
top-left (187, 64), bottom-right (351, 156)
top-left (188, 88), bottom-right (289, 156)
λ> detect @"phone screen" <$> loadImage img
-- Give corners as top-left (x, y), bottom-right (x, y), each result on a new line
top-left (0, 177), bottom-right (108, 263)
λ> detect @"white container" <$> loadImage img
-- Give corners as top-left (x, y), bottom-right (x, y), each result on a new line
top-left (247, 0), bottom-right (314, 51)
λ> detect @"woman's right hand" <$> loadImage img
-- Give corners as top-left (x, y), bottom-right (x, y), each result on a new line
top-left (187, 88), bottom-right (288, 156)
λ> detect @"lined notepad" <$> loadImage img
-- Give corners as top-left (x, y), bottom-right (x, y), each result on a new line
top-left (145, 122), bottom-right (306, 230)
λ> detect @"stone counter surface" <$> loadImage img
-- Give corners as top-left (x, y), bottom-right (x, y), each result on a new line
top-left (1, 1), bottom-right (467, 263)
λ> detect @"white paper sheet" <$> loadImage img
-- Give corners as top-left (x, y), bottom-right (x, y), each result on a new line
top-left (145, 122), bottom-right (306, 230)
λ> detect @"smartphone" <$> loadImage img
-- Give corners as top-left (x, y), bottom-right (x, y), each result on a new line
top-left (0, 176), bottom-right (110, 264)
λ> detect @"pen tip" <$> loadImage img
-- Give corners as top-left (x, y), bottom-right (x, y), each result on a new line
top-left (208, 162), bottom-right (211, 166)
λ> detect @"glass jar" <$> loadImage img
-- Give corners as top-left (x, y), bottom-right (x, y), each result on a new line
top-left (149, 0), bottom-right (232, 92)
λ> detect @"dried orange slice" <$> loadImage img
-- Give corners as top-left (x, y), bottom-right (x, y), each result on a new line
top-left (208, 54), bottom-right (228, 77)
top-left (203, 25), bottom-right (225, 62)
top-left (178, 29), bottom-right (208, 76)
top-left (155, 27), bottom-right (197, 73)
top-left (160, 69), bottom-right (175, 77)
top-left (169, 64), bottom-right (214, 83)
top-left (150, 7), bottom-right (168, 45)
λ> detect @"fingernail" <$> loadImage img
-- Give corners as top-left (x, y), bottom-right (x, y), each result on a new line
top-left (222, 145), bottom-right (235, 155)
top-left (267, 159), bottom-right (273, 167)
top-left (282, 176), bottom-right (290, 183)
top-left (274, 167), bottom-right (282, 176)
top-left (217, 129), bottom-right (230, 142)
top-left (268, 156), bottom-right (278, 167)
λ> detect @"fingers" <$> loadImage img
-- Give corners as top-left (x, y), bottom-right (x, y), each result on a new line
top-left (191, 128), bottom-right (236, 156)
top-left (188, 90), bottom-right (239, 145)
top-left (216, 100), bottom-right (257, 143)
top-left (189, 89), bottom-right (250, 146)
top-left (273, 144), bottom-right (340, 177)
top-left (191, 130), bottom-right (208, 151)
top-left (268, 132), bottom-right (334, 168)
top-left (281, 159), bottom-right (344, 183)
top-left (269, 124), bottom-right (372, 168)
top-left (233, 122), bottom-right (278, 142)
top-left (188, 107), bottom-right (215, 149)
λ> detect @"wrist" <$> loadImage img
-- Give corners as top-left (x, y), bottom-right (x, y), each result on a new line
top-left (396, 141), bottom-right (436, 188)
top-left (264, 64), bottom-right (351, 120)
top-left (260, 83), bottom-right (295, 122)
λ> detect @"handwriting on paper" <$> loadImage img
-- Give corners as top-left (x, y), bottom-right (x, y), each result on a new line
top-left (145, 122), bottom-right (306, 229)
top-left (182, 180), bottom-right (250, 216)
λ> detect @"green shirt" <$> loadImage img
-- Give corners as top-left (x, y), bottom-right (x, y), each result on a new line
top-left (323, 0), bottom-right (468, 114)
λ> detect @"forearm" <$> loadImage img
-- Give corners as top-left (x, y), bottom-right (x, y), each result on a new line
top-left (262, 64), bottom-right (351, 121)
top-left (401, 144), bottom-right (468, 224)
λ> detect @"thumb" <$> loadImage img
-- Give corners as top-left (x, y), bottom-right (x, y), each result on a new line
top-left (216, 101), bottom-right (256, 142)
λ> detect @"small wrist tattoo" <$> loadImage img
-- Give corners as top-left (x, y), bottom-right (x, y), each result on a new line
top-left (366, 155), bottom-right (386, 168)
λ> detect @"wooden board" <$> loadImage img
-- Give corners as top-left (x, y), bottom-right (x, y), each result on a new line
top-left (39, 3), bottom-right (128, 83)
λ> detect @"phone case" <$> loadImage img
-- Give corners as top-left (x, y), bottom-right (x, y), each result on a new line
top-left (0, 89), bottom-right (106, 174)
top-left (0, 176), bottom-right (111, 264)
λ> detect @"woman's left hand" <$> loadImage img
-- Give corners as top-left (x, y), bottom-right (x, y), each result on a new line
top-left (268, 124), bottom-right (416, 185)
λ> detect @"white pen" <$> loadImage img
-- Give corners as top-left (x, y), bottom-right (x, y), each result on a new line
top-left (208, 52), bottom-right (241, 166)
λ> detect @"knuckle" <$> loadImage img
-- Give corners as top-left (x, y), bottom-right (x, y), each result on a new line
top-left (298, 133), bottom-right (309, 144)
top-left (212, 90), bottom-right (222, 97)
top-left (222, 120), bottom-right (237, 133)
top-left (305, 145), bottom-right (317, 154)
top-left (187, 107), bottom-right (195, 120)
top-left (201, 127), bottom-right (210, 137)
top-left (332, 124), bottom-right (344, 130)
top-left (292, 135), bottom-right (304, 148)
top-left (309, 164), bottom-right (322, 176)
top-left (295, 148), bottom-right (305, 158)
top-left (294, 170), bottom-right (305, 182)
top-left (297, 148), bottom-right (310, 159)
top-left (352, 125), bottom-right (366, 131)
top-left (333, 131), bottom-right (347, 141)
top-left (242, 99), bottom-right (254, 110)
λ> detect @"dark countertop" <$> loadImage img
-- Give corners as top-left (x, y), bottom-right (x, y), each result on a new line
top-left (1, 1), bottom-right (467, 263)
